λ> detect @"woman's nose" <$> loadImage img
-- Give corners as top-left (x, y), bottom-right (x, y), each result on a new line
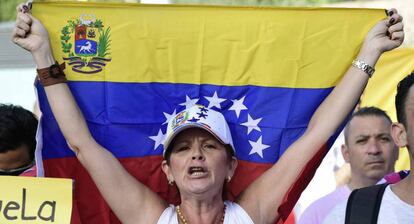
top-left (192, 155), bottom-right (204, 160)
top-left (191, 147), bottom-right (205, 161)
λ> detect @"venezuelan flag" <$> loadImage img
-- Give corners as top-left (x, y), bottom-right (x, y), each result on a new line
top-left (33, 1), bottom-right (385, 223)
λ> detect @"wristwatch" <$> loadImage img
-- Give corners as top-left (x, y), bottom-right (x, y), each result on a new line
top-left (37, 61), bottom-right (67, 86)
top-left (352, 59), bottom-right (375, 78)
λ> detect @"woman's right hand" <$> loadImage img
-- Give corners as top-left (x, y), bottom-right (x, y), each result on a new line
top-left (12, 3), bottom-right (51, 57)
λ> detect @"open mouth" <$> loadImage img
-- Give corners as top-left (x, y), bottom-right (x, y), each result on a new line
top-left (188, 166), bottom-right (207, 177)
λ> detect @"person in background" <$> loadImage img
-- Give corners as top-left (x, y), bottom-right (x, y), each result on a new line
top-left (323, 71), bottom-right (414, 224)
top-left (0, 104), bottom-right (37, 176)
top-left (299, 107), bottom-right (398, 224)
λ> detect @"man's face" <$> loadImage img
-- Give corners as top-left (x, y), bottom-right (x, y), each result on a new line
top-left (0, 145), bottom-right (32, 175)
top-left (344, 115), bottom-right (397, 182)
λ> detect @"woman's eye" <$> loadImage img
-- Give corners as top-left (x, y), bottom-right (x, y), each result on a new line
top-left (174, 146), bottom-right (189, 152)
top-left (204, 144), bottom-right (216, 149)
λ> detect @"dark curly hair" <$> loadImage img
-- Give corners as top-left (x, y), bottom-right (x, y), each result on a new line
top-left (0, 104), bottom-right (38, 160)
top-left (395, 71), bottom-right (414, 126)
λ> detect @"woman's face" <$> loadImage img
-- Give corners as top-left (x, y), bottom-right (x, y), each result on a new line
top-left (162, 128), bottom-right (237, 197)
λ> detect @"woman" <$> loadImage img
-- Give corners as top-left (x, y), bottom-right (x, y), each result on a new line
top-left (12, 3), bottom-right (404, 224)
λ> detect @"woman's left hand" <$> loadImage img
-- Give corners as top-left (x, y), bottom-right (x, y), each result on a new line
top-left (361, 8), bottom-right (404, 57)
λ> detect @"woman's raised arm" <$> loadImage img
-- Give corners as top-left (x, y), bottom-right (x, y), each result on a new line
top-left (12, 4), bottom-right (166, 223)
top-left (238, 9), bottom-right (404, 224)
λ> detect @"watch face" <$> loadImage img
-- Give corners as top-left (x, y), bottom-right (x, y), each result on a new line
top-left (49, 64), bottom-right (62, 78)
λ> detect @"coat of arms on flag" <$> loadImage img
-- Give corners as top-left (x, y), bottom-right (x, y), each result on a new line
top-left (60, 14), bottom-right (112, 74)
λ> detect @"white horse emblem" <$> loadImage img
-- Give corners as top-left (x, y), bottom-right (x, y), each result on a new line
top-left (78, 41), bottom-right (93, 53)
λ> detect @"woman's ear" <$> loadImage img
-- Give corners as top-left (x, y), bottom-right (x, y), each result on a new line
top-left (227, 156), bottom-right (238, 181)
top-left (161, 160), bottom-right (174, 183)
top-left (392, 122), bottom-right (407, 148)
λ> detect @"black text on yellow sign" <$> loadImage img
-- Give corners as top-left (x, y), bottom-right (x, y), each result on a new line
top-left (0, 176), bottom-right (72, 223)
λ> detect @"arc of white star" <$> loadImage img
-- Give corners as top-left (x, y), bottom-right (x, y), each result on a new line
top-left (248, 136), bottom-right (270, 158)
top-left (241, 114), bottom-right (263, 134)
top-left (179, 95), bottom-right (199, 109)
top-left (204, 91), bottom-right (226, 109)
top-left (162, 109), bottom-right (177, 125)
top-left (149, 129), bottom-right (166, 150)
top-left (228, 95), bottom-right (248, 118)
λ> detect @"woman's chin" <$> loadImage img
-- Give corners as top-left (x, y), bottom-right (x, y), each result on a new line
top-left (185, 180), bottom-right (217, 195)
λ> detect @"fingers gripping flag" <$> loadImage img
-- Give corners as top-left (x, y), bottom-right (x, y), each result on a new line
top-left (32, 2), bottom-right (386, 223)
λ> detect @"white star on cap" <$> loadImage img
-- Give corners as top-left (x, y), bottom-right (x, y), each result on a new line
top-left (179, 95), bottom-right (199, 109)
top-left (149, 129), bottom-right (166, 150)
top-left (228, 95), bottom-right (247, 118)
top-left (162, 109), bottom-right (177, 125)
top-left (204, 91), bottom-right (226, 109)
top-left (241, 114), bottom-right (262, 134)
top-left (248, 136), bottom-right (270, 158)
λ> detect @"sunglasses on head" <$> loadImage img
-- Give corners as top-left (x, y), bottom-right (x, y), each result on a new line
top-left (0, 161), bottom-right (35, 176)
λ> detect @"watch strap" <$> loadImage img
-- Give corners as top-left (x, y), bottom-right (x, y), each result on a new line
top-left (37, 61), bottom-right (67, 86)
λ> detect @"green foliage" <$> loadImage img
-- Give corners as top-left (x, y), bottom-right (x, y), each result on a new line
top-left (0, 0), bottom-right (26, 22)
top-left (172, 0), bottom-right (352, 6)
top-left (97, 27), bottom-right (111, 58)
top-left (61, 26), bottom-right (70, 35)
top-left (0, 0), bottom-right (355, 22)
top-left (68, 19), bottom-right (81, 33)
top-left (60, 24), bottom-right (72, 54)
top-left (0, 0), bottom-right (138, 22)
top-left (93, 19), bottom-right (104, 31)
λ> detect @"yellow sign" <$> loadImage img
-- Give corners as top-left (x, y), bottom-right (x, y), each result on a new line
top-left (0, 176), bottom-right (72, 224)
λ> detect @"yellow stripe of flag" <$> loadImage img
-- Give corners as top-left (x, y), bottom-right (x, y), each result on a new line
top-left (33, 1), bottom-right (385, 88)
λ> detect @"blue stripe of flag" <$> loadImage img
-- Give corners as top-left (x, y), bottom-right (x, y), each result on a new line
top-left (37, 81), bottom-right (333, 163)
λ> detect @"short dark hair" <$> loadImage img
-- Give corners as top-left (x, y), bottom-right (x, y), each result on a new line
top-left (395, 71), bottom-right (414, 126)
top-left (0, 104), bottom-right (38, 160)
top-left (344, 107), bottom-right (392, 145)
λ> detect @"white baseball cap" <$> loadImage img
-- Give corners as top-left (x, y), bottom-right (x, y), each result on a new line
top-left (163, 105), bottom-right (235, 157)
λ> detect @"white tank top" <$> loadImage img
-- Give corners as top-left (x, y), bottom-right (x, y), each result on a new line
top-left (157, 201), bottom-right (254, 224)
